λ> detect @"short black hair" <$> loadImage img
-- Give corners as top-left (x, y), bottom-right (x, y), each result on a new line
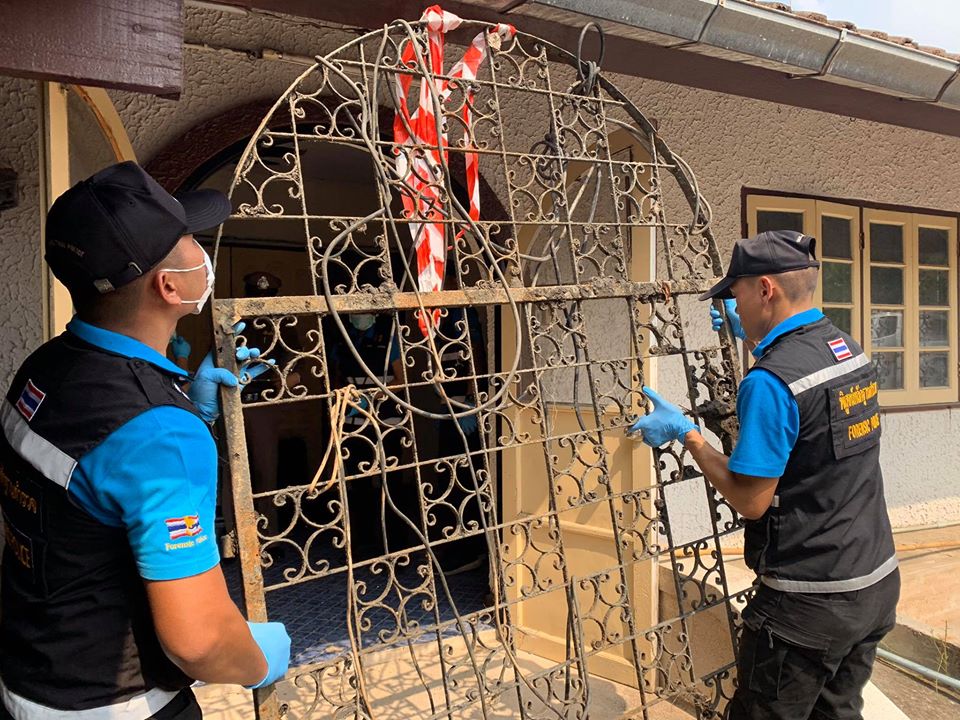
top-left (774, 266), bottom-right (819, 302)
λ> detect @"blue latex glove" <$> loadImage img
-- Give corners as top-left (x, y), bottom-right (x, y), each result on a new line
top-left (169, 334), bottom-right (191, 360)
top-left (188, 322), bottom-right (272, 423)
top-left (627, 387), bottom-right (698, 448)
top-left (245, 621), bottom-right (291, 689)
top-left (457, 413), bottom-right (479, 435)
top-left (345, 394), bottom-right (370, 418)
top-left (709, 299), bottom-right (746, 341)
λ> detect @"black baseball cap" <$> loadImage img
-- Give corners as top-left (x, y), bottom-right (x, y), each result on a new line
top-left (45, 161), bottom-right (231, 295)
top-left (699, 230), bottom-right (820, 300)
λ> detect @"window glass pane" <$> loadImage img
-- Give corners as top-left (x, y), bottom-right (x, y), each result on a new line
top-left (873, 352), bottom-right (904, 390)
top-left (758, 210), bottom-right (804, 234)
top-left (824, 307), bottom-right (852, 335)
top-left (920, 352), bottom-right (950, 388)
top-left (870, 267), bottom-right (903, 305)
top-left (822, 262), bottom-right (852, 303)
top-left (919, 269), bottom-right (950, 306)
top-left (870, 223), bottom-right (904, 263)
top-left (920, 310), bottom-right (950, 347)
top-left (821, 216), bottom-right (852, 259)
top-left (871, 310), bottom-right (903, 348)
top-left (919, 227), bottom-right (949, 266)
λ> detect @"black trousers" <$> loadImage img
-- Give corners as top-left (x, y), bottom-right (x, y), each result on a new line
top-left (152, 689), bottom-right (202, 720)
top-left (727, 568), bottom-right (900, 720)
top-left (0, 688), bottom-right (201, 720)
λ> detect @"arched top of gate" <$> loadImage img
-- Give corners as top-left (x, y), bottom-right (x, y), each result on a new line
top-left (219, 15), bottom-right (722, 282)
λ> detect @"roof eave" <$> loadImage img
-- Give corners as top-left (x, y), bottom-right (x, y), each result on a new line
top-left (534, 0), bottom-right (960, 109)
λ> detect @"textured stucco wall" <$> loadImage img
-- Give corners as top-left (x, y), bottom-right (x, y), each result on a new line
top-left (112, 6), bottom-right (959, 529)
top-left (600, 71), bottom-right (960, 531)
top-left (0, 78), bottom-right (42, 391)
top-left (109, 6), bottom-right (359, 162)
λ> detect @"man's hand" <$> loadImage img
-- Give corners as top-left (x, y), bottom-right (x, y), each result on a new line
top-left (457, 412), bottom-right (478, 435)
top-left (246, 622), bottom-right (291, 688)
top-left (710, 299), bottom-right (746, 341)
top-left (170, 334), bottom-right (191, 360)
top-left (628, 386), bottom-right (698, 447)
top-left (188, 322), bottom-right (272, 423)
top-left (147, 566), bottom-right (283, 687)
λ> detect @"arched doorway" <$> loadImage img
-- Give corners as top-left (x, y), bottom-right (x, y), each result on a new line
top-left (158, 112), bottom-right (504, 678)
top-left (167, 18), bottom-right (740, 720)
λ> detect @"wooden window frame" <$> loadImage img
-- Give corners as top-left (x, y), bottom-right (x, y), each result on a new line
top-left (745, 191), bottom-right (958, 409)
top-left (817, 201), bottom-right (861, 344)
top-left (863, 208), bottom-right (912, 405)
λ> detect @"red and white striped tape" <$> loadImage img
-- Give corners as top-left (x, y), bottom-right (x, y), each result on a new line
top-left (393, 5), bottom-right (515, 336)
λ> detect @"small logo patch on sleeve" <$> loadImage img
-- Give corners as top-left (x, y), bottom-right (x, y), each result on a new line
top-left (16, 379), bottom-right (46, 421)
top-left (165, 515), bottom-right (202, 540)
top-left (827, 338), bottom-right (853, 362)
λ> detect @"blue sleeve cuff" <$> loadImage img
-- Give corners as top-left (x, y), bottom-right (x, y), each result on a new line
top-left (728, 456), bottom-right (789, 478)
top-left (140, 552), bottom-right (220, 582)
top-left (728, 369), bottom-right (799, 479)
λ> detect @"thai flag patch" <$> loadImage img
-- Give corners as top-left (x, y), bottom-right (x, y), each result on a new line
top-left (165, 515), bottom-right (202, 540)
top-left (827, 338), bottom-right (853, 362)
top-left (16, 379), bottom-right (46, 421)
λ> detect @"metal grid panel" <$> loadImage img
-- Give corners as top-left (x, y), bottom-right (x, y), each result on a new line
top-left (210, 18), bottom-right (745, 720)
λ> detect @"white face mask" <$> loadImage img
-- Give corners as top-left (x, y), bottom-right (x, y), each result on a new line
top-left (349, 314), bottom-right (376, 331)
top-left (162, 242), bottom-right (215, 314)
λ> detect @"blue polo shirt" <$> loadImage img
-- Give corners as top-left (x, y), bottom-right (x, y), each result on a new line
top-left (727, 309), bottom-right (824, 478)
top-left (65, 319), bottom-right (221, 581)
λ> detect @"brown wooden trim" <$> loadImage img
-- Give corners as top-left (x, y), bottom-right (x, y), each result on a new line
top-left (881, 402), bottom-right (960, 414)
top-left (465, 0), bottom-right (531, 9)
top-left (858, 205), bottom-right (866, 345)
top-left (739, 185), bottom-right (749, 238)
top-left (0, 0), bottom-right (182, 97)
top-left (743, 187), bottom-right (960, 220)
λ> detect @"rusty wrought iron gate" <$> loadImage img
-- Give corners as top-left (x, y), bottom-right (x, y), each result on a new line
top-left (210, 15), bottom-right (746, 720)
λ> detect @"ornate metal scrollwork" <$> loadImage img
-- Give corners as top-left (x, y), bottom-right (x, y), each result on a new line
top-left (212, 14), bottom-right (744, 720)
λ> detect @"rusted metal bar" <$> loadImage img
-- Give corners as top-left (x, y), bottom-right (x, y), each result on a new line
top-left (213, 277), bottom-right (719, 318)
top-left (213, 322), bottom-right (283, 719)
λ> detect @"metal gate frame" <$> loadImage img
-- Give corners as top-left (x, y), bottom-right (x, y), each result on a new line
top-left (209, 16), bottom-right (747, 720)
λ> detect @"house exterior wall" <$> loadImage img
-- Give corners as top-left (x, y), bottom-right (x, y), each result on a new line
top-left (0, 77), bottom-right (43, 388)
top-left (108, 5), bottom-right (358, 164)
top-left (99, 6), bottom-right (960, 530)
top-left (601, 70), bottom-right (960, 532)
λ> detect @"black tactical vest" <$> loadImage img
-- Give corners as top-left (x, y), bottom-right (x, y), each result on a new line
top-left (0, 331), bottom-right (198, 710)
top-left (743, 317), bottom-right (897, 592)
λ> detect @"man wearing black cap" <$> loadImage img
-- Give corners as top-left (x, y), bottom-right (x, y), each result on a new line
top-left (630, 230), bottom-right (898, 720)
top-left (0, 162), bottom-right (290, 719)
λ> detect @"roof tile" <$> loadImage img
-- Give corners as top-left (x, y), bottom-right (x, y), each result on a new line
top-left (742, 0), bottom-right (956, 59)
